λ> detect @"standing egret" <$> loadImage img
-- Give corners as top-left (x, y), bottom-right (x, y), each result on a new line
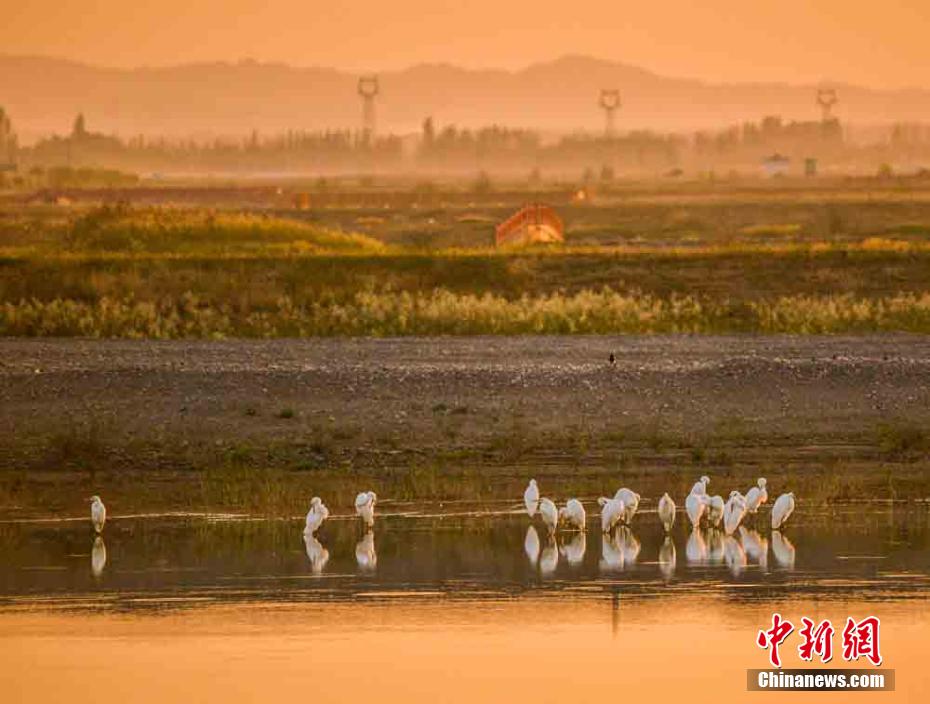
top-left (689, 475), bottom-right (710, 496)
top-left (524, 525), bottom-right (541, 566)
top-left (89, 495), bottom-right (106, 534)
top-left (355, 530), bottom-right (377, 571)
top-left (303, 533), bottom-right (330, 574)
top-left (657, 493), bottom-right (676, 532)
top-left (745, 478), bottom-right (768, 513)
top-left (598, 496), bottom-right (625, 533)
top-left (538, 497), bottom-right (559, 536)
top-left (91, 537), bottom-right (107, 579)
top-left (771, 492), bottom-right (796, 530)
top-left (705, 495), bottom-right (725, 527)
top-left (613, 488), bottom-right (640, 524)
top-left (685, 492), bottom-right (706, 529)
top-left (524, 479), bottom-right (540, 517)
top-left (658, 536), bottom-right (676, 580)
top-left (559, 499), bottom-right (587, 531)
top-left (355, 491), bottom-right (377, 529)
top-left (304, 496), bottom-right (329, 534)
top-left (560, 531), bottom-right (587, 566)
top-left (771, 530), bottom-right (796, 568)
top-left (723, 491), bottom-right (747, 535)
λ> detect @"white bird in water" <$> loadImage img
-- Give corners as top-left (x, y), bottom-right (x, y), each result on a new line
top-left (89, 495), bottom-right (106, 534)
top-left (685, 492), bottom-right (706, 529)
top-left (355, 530), bottom-right (377, 571)
top-left (524, 479), bottom-right (540, 517)
top-left (91, 537), bottom-right (107, 578)
top-left (613, 488), bottom-right (640, 524)
top-left (690, 475), bottom-right (710, 496)
top-left (559, 499), bottom-right (587, 531)
top-left (524, 525), bottom-right (541, 566)
top-left (771, 530), bottom-right (796, 568)
top-left (705, 495), bottom-right (725, 527)
top-left (598, 496), bottom-right (625, 533)
top-left (354, 491), bottom-right (377, 529)
top-left (538, 497), bottom-right (559, 536)
top-left (303, 533), bottom-right (330, 574)
top-left (559, 532), bottom-right (587, 566)
top-left (771, 492), bottom-right (796, 530)
top-left (657, 492), bottom-right (676, 532)
top-left (745, 478), bottom-right (768, 513)
top-left (723, 491), bottom-right (747, 535)
top-left (304, 496), bottom-right (329, 534)
top-left (658, 536), bottom-right (676, 580)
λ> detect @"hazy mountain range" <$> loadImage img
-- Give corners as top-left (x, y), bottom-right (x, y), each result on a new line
top-left (2, 54), bottom-right (928, 141)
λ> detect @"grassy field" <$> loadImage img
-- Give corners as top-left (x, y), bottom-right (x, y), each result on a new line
top-left (3, 187), bottom-right (930, 336)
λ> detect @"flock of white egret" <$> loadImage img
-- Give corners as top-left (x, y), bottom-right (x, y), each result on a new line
top-left (82, 478), bottom-right (795, 579)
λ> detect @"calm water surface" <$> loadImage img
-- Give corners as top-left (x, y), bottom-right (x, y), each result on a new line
top-left (1, 500), bottom-right (928, 702)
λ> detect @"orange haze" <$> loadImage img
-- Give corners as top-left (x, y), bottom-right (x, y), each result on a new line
top-left (2, 0), bottom-right (929, 88)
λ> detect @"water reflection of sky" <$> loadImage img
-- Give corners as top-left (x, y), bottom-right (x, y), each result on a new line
top-left (1, 503), bottom-right (928, 610)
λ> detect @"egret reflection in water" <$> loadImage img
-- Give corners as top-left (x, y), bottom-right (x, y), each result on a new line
top-left (539, 537), bottom-right (559, 575)
top-left (686, 528), bottom-right (707, 564)
top-left (355, 530), bottom-right (377, 571)
top-left (771, 530), bottom-right (796, 569)
top-left (739, 527), bottom-right (769, 570)
top-left (303, 533), bottom-right (329, 574)
top-left (559, 531), bottom-right (586, 567)
top-left (599, 526), bottom-right (639, 572)
top-left (524, 526), bottom-right (541, 566)
top-left (706, 528), bottom-right (725, 565)
top-left (724, 536), bottom-right (747, 577)
top-left (658, 536), bottom-right (676, 580)
top-left (91, 536), bottom-right (106, 579)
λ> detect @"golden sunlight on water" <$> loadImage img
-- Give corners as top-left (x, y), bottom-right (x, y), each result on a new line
top-left (1, 596), bottom-right (925, 703)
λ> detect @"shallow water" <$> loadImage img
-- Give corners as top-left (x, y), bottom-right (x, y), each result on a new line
top-left (1, 502), bottom-right (928, 702)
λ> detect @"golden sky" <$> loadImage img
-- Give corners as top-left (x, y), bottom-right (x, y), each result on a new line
top-left (3, 0), bottom-right (928, 87)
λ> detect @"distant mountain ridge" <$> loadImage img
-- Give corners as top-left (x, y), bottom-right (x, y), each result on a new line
top-left (1, 54), bottom-right (928, 141)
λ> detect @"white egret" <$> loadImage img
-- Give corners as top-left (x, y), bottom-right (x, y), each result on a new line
top-left (304, 496), bottom-right (329, 534)
top-left (771, 492), bottom-right (796, 530)
top-left (771, 530), bottom-right (796, 568)
top-left (90, 495), bottom-right (106, 534)
top-left (91, 536), bottom-right (107, 578)
top-left (559, 531), bottom-right (587, 566)
top-left (355, 530), bottom-right (377, 571)
top-left (689, 475), bottom-right (710, 496)
top-left (539, 537), bottom-right (559, 575)
top-left (685, 527), bottom-right (707, 564)
top-left (723, 491), bottom-right (747, 535)
top-left (613, 488), bottom-right (640, 523)
top-left (705, 495), bottom-right (725, 527)
top-left (745, 478), bottom-right (768, 513)
top-left (303, 533), bottom-right (330, 574)
top-left (724, 536), bottom-right (747, 577)
top-left (739, 526), bottom-right (769, 569)
top-left (524, 479), bottom-right (540, 517)
top-left (657, 492), bottom-right (676, 532)
top-left (685, 492), bottom-right (706, 529)
top-left (354, 490), bottom-right (377, 529)
top-left (658, 536), bottom-right (676, 580)
top-left (597, 496), bottom-right (625, 533)
top-left (559, 499), bottom-right (587, 531)
top-left (538, 497), bottom-right (559, 536)
top-left (524, 525), bottom-right (541, 566)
